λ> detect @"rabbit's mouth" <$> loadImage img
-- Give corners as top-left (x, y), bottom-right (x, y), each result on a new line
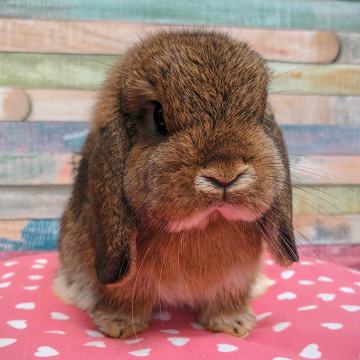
top-left (166, 203), bottom-right (262, 233)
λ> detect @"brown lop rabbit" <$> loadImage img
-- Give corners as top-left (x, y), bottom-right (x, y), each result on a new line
top-left (53, 30), bottom-right (299, 338)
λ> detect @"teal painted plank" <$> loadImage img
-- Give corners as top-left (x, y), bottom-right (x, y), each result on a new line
top-left (1, 53), bottom-right (360, 95)
top-left (1, 0), bottom-right (360, 31)
top-left (0, 220), bottom-right (59, 251)
top-left (1, 122), bottom-right (360, 155)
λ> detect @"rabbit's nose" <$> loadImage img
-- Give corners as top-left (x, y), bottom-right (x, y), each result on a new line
top-left (200, 171), bottom-right (247, 189)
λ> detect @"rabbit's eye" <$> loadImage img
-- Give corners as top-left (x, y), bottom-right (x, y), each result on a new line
top-left (153, 101), bottom-right (168, 135)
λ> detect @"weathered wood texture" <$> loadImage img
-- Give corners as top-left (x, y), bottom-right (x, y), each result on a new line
top-left (2, 214), bottom-right (359, 248)
top-left (1, 53), bottom-right (360, 95)
top-left (293, 214), bottom-right (360, 245)
top-left (2, 89), bottom-right (360, 125)
top-left (1, 153), bottom-right (359, 186)
top-left (269, 95), bottom-right (360, 125)
top-left (1, 1), bottom-right (360, 249)
top-left (336, 33), bottom-right (360, 64)
top-left (0, 19), bottom-right (340, 63)
top-left (0, 88), bottom-right (95, 122)
top-left (1, 185), bottom-right (359, 219)
top-left (1, 122), bottom-right (360, 155)
top-left (0, 87), bottom-right (31, 121)
top-left (1, 0), bottom-right (359, 32)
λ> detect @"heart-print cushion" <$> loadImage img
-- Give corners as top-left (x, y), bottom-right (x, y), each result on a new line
top-left (0, 252), bottom-right (359, 359)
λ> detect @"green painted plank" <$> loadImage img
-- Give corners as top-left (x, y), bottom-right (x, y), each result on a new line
top-left (1, 53), bottom-right (360, 95)
top-left (0, 185), bottom-right (359, 219)
top-left (1, 0), bottom-right (359, 32)
top-left (1, 123), bottom-right (360, 155)
top-left (293, 185), bottom-right (360, 216)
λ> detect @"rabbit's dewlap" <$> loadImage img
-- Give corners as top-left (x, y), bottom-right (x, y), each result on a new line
top-left (55, 30), bottom-right (298, 338)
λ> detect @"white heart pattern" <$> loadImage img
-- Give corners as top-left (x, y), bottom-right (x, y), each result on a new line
top-left (34, 346), bottom-right (59, 357)
top-left (128, 348), bottom-right (151, 357)
top-left (1, 272), bottom-right (15, 279)
top-left (45, 331), bottom-right (66, 335)
top-left (15, 302), bottom-right (36, 310)
top-left (28, 275), bottom-right (43, 281)
top-left (256, 312), bottom-right (272, 320)
top-left (321, 322), bottom-right (343, 330)
top-left (299, 343), bottom-right (322, 359)
top-left (51, 312), bottom-right (69, 320)
top-left (298, 305), bottom-right (318, 311)
top-left (281, 270), bottom-right (295, 280)
top-left (341, 305), bottom-right (360, 312)
top-left (86, 329), bottom-right (104, 338)
top-left (32, 264), bottom-right (45, 269)
top-left (124, 338), bottom-right (144, 345)
top-left (7, 320), bottom-right (27, 329)
top-left (273, 322), bottom-right (292, 332)
top-left (300, 261), bottom-right (313, 266)
top-left (167, 337), bottom-right (190, 347)
top-left (0, 338), bottom-right (17, 348)
top-left (354, 281), bottom-right (360, 287)
top-left (84, 341), bottom-right (106, 348)
top-left (217, 344), bottom-right (239, 353)
top-left (339, 287), bottom-right (355, 294)
top-left (34, 259), bottom-right (48, 264)
top-left (317, 293), bottom-right (335, 302)
top-left (153, 311), bottom-right (171, 321)
top-left (4, 261), bottom-right (18, 267)
top-left (318, 276), bottom-right (333, 282)
top-left (23, 285), bottom-right (40, 291)
top-left (298, 280), bottom-right (315, 285)
top-left (277, 292), bottom-right (297, 300)
top-left (0, 282), bottom-right (11, 288)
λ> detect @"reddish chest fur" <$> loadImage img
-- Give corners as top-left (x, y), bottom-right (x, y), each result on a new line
top-left (134, 219), bottom-right (263, 305)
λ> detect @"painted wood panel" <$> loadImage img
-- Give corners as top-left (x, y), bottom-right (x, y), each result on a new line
top-left (0, 186), bottom-right (70, 219)
top-left (0, 185), bottom-right (359, 219)
top-left (0, 219), bottom-right (59, 251)
top-left (4, 88), bottom-right (95, 122)
top-left (1, 153), bottom-right (360, 186)
top-left (294, 214), bottom-right (360, 245)
top-left (336, 33), bottom-right (360, 64)
top-left (1, 0), bottom-right (359, 32)
top-left (269, 95), bottom-right (360, 125)
top-left (1, 122), bottom-right (360, 155)
top-left (1, 214), bottom-right (359, 251)
top-left (0, 19), bottom-right (340, 63)
top-left (267, 63), bottom-right (360, 95)
top-left (3, 89), bottom-right (360, 125)
top-left (1, 53), bottom-right (360, 95)
top-left (0, 87), bottom-right (31, 121)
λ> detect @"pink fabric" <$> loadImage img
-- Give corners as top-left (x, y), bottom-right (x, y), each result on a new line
top-left (0, 253), bottom-right (359, 360)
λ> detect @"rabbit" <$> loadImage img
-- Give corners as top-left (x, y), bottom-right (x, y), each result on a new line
top-left (53, 30), bottom-right (298, 339)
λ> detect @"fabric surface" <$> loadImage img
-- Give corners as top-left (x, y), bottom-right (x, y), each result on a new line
top-left (0, 252), bottom-right (359, 360)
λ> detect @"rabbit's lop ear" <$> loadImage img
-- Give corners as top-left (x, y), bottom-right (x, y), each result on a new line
top-left (87, 119), bottom-right (135, 285)
top-left (260, 111), bottom-right (299, 265)
top-left (264, 202), bottom-right (299, 266)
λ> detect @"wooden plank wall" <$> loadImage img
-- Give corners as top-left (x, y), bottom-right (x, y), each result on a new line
top-left (0, 0), bottom-right (360, 252)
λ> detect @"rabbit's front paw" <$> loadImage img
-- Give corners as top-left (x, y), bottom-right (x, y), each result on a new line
top-left (200, 307), bottom-right (255, 337)
top-left (91, 309), bottom-right (148, 338)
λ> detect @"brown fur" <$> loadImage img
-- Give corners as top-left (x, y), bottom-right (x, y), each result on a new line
top-left (56, 30), bottom-right (298, 338)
